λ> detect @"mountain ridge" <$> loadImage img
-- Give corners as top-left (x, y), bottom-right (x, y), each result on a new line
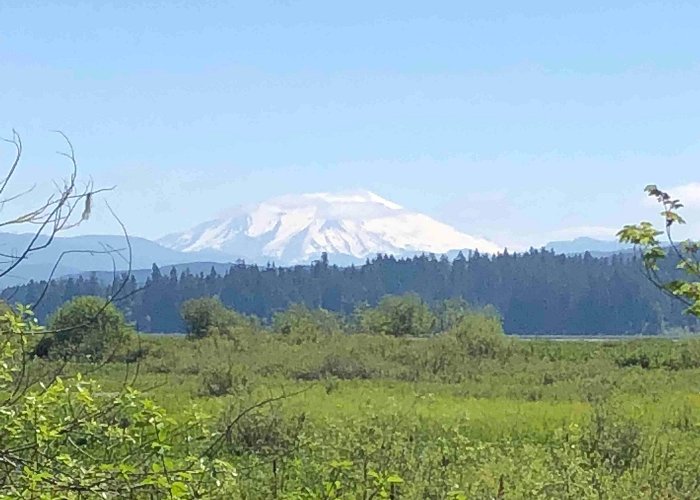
top-left (158, 190), bottom-right (502, 263)
top-left (545, 237), bottom-right (632, 256)
top-left (0, 232), bottom-right (230, 287)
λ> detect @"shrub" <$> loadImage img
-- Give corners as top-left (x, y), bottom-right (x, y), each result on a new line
top-left (37, 296), bottom-right (132, 361)
top-left (222, 408), bottom-right (306, 457)
top-left (272, 303), bottom-right (342, 343)
top-left (357, 294), bottom-right (436, 337)
top-left (295, 352), bottom-right (376, 381)
top-left (448, 312), bottom-right (509, 358)
top-left (199, 364), bottom-right (254, 397)
top-left (582, 404), bottom-right (643, 474)
top-left (181, 296), bottom-right (255, 339)
top-left (434, 297), bottom-right (500, 331)
top-left (1, 304), bottom-right (236, 497)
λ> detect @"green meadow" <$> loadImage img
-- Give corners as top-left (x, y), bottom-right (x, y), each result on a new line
top-left (68, 329), bottom-right (700, 498)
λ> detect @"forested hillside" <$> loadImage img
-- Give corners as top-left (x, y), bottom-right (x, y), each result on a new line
top-left (3, 249), bottom-right (695, 334)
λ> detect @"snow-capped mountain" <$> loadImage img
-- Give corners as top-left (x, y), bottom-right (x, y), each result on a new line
top-left (158, 190), bottom-right (501, 264)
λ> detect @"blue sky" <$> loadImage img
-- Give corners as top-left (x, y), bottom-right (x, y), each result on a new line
top-left (1, 0), bottom-right (699, 249)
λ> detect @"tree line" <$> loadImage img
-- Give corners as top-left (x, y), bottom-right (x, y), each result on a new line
top-left (2, 249), bottom-right (696, 334)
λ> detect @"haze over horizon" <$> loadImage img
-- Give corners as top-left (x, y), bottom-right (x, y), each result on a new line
top-left (2, 1), bottom-right (700, 249)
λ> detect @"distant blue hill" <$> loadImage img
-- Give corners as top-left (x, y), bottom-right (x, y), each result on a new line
top-left (545, 237), bottom-right (633, 256)
top-left (0, 232), bottom-right (232, 287)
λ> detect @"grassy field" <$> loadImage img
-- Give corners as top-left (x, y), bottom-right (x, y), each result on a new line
top-left (51, 328), bottom-right (700, 499)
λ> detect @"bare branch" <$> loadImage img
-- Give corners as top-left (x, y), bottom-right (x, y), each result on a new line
top-left (0, 131), bottom-right (114, 280)
top-left (0, 130), bottom-right (22, 197)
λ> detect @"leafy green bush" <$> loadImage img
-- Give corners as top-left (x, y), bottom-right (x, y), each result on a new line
top-left (222, 409), bottom-right (306, 457)
top-left (582, 404), bottom-right (643, 474)
top-left (295, 352), bottom-right (377, 380)
top-left (272, 303), bottom-right (342, 343)
top-left (199, 363), bottom-right (255, 398)
top-left (181, 296), bottom-right (255, 339)
top-left (434, 297), bottom-right (501, 331)
top-left (448, 310), bottom-right (509, 358)
top-left (0, 305), bottom-right (238, 497)
top-left (357, 294), bottom-right (436, 337)
top-left (37, 296), bottom-right (133, 361)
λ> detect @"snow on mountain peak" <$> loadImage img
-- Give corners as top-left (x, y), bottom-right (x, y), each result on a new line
top-left (261, 190), bottom-right (403, 214)
top-left (158, 190), bottom-right (501, 264)
top-left (300, 189), bottom-right (403, 210)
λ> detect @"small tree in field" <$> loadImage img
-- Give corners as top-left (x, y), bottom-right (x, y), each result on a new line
top-left (449, 311), bottom-right (508, 357)
top-left (358, 294), bottom-right (437, 337)
top-left (272, 303), bottom-right (342, 343)
top-left (181, 296), bottom-right (253, 339)
top-left (38, 295), bottom-right (133, 360)
top-left (618, 185), bottom-right (700, 318)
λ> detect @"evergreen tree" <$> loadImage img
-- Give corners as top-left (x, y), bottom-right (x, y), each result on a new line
top-left (3, 250), bottom-right (696, 334)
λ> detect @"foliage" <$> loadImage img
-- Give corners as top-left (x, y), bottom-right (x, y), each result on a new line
top-left (6, 249), bottom-right (697, 335)
top-left (357, 293), bottom-right (437, 337)
top-left (37, 296), bottom-right (133, 361)
top-left (271, 303), bottom-right (342, 343)
top-left (618, 184), bottom-right (700, 317)
top-left (9, 299), bottom-right (700, 497)
top-left (90, 328), bottom-right (700, 498)
top-left (199, 363), bottom-right (255, 398)
top-left (181, 296), bottom-right (255, 339)
top-left (295, 351), bottom-right (378, 380)
top-left (434, 297), bottom-right (500, 331)
top-left (0, 305), bottom-right (240, 498)
top-left (448, 309), bottom-right (510, 358)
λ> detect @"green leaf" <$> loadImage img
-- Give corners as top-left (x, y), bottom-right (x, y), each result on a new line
top-left (170, 481), bottom-right (188, 497)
